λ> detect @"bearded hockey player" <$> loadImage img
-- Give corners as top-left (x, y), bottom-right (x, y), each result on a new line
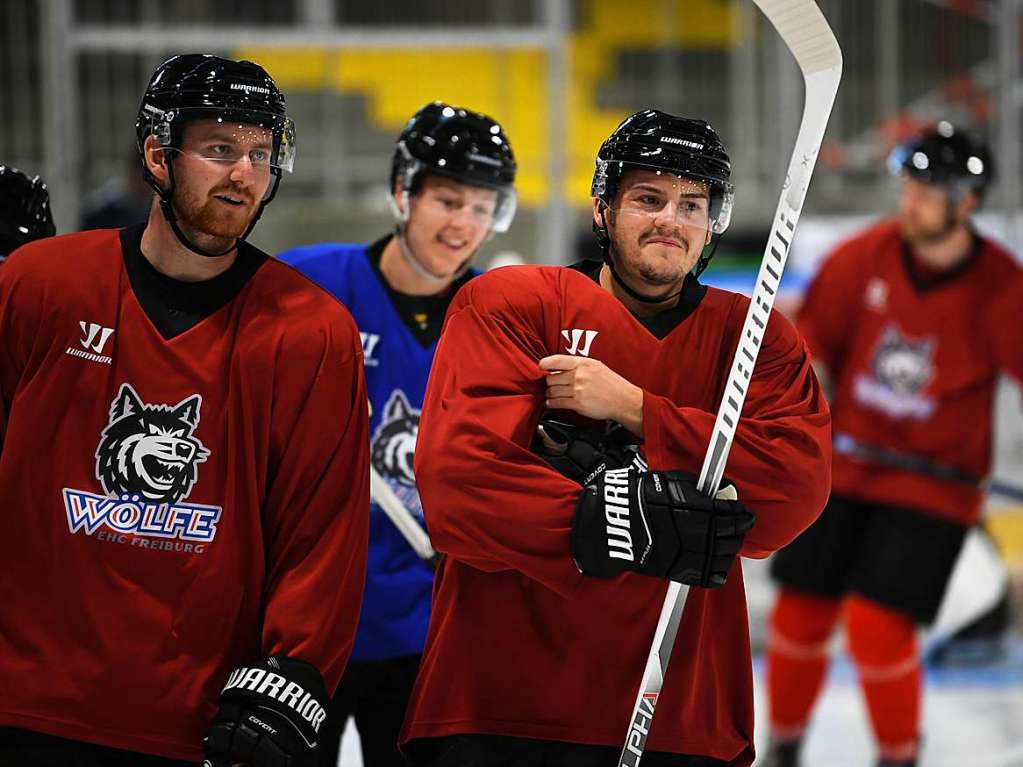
top-left (278, 101), bottom-right (517, 767)
top-left (401, 109), bottom-right (831, 767)
top-left (0, 164), bottom-right (56, 259)
top-left (0, 54), bottom-right (369, 766)
top-left (763, 123), bottom-right (1023, 767)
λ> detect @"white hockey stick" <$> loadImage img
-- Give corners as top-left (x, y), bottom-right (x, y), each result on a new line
top-left (617, 2), bottom-right (842, 764)
top-left (370, 464), bottom-right (437, 563)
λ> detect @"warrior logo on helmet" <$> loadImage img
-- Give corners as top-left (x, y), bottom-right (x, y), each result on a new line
top-left (96, 383), bottom-right (211, 506)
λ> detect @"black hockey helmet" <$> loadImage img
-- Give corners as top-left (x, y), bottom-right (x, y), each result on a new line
top-left (390, 101), bottom-right (517, 232)
top-left (592, 109), bottom-right (734, 279)
top-left (135, 54), bottom-right (295, 256)
top-left (0, 165), bottom-right (56, 258)
top-left (887, 121), bottom-right (993, 203)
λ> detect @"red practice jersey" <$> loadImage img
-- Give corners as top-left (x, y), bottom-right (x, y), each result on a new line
top-left (798, 219), bottom-right (1023, 525)
top-left (404, 265), bottom-right (831, 765)
top-left (0, 229), bottom-right (370, 761)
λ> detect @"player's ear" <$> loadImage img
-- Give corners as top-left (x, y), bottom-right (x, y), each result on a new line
top-left (143, 135), bottom-right (170, 186)
top-left (592, 198), bottom-right (612, 229)
top-left (393, 183), bottom-right (408, 215)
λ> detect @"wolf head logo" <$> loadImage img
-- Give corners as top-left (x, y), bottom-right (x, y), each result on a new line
top-left (371, 390), bottom-right (419, 488)
top-left (872, 326), bottom-right (935, 396)
top-left (95, 383), bottom-right (211, 505)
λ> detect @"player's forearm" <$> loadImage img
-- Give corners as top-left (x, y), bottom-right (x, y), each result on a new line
top-left (641, 387), bottom-right (831, 555)
top-left (615, 383), bottom-right (644, 437)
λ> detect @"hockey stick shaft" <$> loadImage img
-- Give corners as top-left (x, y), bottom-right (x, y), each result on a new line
top-left (370, 465), bottom-right (437, 563)
top-left (618, 2), bottom-right (841, 764)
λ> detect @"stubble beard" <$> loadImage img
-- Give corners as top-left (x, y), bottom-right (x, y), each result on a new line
top-left (632, 233), bottom-right (693, 286)
top-left (175, 185), bottom-right (256, 248)
top-left (901, 213), bottom-right (954, 248)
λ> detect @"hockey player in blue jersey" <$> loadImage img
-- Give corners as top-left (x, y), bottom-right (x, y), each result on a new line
top-left (277, 101), bottom-right (517, 766)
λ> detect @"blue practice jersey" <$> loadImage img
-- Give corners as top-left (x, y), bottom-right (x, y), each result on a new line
top-left (278, 238), bottom-right (474, 661)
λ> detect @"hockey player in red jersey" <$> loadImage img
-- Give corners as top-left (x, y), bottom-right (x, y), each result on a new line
top-left (0, 55), bottom-right (369, 766)
top-left (0, 164), bottom-right (55, 259)
top-left (763, 123), bottom-right (1023, 767)
top-left (402, 109), bottom-right (831, 767)
top-left (279, 101), bottom-right (518, 767)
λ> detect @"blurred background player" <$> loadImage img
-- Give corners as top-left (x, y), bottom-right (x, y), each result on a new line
top-left (763, 122), bottom-right (1023, 767)
top-left (401, 109), bottom-right (830, 767)
top-left (79, 150), bottom-right (153, 231)
top-left (0, 164), bottom-right (55, 259)
top-left (0, 54), bottom-right (370, 767)
top-left (277, 101), bottom-right (517, 767)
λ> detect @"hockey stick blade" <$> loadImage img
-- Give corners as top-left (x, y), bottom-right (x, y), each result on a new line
top-left (618, 2), bottom-right (842, 765)
top-left (370, 465), bottom-right (437, 564)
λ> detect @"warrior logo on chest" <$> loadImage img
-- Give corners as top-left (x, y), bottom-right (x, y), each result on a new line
top-left (853, 325), bottom-right (937, 419)
top-left (96, 383), bottom-right (211, 505)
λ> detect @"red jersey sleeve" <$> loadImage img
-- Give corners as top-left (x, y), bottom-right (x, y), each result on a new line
top-left (986, 270), bottom-right (1023, 384)
top-left (261, 307), bottom-right (370, 691)
top-left (414, 276), bottom-right (586, 600)
top-left (796, 238), bottom-right (867, 373)
top-left (0, 246), bottom-right (46, 443)
top-left (642, 306), bottom-right (832, 558)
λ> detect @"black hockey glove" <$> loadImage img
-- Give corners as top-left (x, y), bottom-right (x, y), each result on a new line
top-left (571, 467), bottom-right (755, 587)
top-left (532, 418), bottom-right (641, 486)
top-left (203, 655), bottom-right (330, 767)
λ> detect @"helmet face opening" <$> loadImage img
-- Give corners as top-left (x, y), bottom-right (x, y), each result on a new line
top-left (139, 109), bottom-right (296, 175)
top-left (390, 102), bottom-right (518, 233)
top-left (597, 163), bottom-right (734, 235)
top-left (392, 151), bottom-right (518, 233)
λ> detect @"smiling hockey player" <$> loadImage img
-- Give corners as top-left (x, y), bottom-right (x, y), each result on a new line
top-left (279, 101), bottom-right (517, 767)
top-left (401, 109), bottom-right (831, 767)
